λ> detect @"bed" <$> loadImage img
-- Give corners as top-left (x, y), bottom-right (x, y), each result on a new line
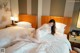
top-left (0, 15), bottom-right (71, 53)
top-left (5, 31), bottom-right (72, 53)
top-left (4, 16), bottom-right (73, 53)
top-left (0, 15), bottom-right (37, 49)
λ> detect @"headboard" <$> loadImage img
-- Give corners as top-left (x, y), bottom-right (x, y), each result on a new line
top-left (41, 16), bottom-right (72, 34)
top-left (19, 14), bottom-right (37, 28)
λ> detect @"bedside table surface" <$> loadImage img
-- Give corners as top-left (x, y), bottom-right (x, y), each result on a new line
top-left (69, 36), bottom-right (80, 43)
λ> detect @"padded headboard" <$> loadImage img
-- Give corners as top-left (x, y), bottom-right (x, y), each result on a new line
top-left (19, 14), bottom-right (37, 28)
top-left (41, 16), bottom-right (72, 34)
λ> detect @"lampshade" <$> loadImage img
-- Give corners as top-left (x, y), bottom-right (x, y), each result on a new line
top-left (77, 12), bottom-right (80, 28)
top-left (14, 17), bottom-right (18, 21)
top-left (10, 16), bottom-right (15, 20)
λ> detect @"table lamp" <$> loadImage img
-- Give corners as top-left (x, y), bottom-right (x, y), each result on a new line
top-left (10, 16), bottom-right (15, 25)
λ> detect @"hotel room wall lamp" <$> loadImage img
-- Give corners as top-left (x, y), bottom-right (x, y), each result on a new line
top-left (14, 17), bottom-right (19, 23)
top-left (10, 16), bottom-right (15, 25)
top-left (10, 16), bottom-right (19, 25)
top-left (77, 12), bottom-right (80, 28)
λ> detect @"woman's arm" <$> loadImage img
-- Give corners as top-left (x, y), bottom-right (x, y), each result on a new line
top-left (34, 24), bottom-right (46, 40)
top-left (37, 24), bottom-right (46, 30)
top-left (70, 50), bottom-right (77, 53)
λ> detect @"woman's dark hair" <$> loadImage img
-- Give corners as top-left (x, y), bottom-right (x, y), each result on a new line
top-left (49, 19), bottom-right (55, 35)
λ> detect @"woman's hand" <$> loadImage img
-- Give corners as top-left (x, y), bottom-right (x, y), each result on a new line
top-left (70, 50), bottom-right (77, 53)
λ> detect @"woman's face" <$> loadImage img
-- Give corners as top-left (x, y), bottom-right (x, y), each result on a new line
top-left (49, 22), bottom-right (54, 27)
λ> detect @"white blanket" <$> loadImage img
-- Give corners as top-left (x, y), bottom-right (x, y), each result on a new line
top-left (0, 26), bottom-right (35, 48)
top-left (6, 33), bottom-right (72, 53)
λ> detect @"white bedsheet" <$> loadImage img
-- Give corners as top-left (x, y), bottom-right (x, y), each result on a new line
top-left (6, 33), bottom-right (71, 53)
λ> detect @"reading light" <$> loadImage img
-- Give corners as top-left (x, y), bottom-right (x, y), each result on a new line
top-left (11, 16), bottom-right (15, 20)
top-left (14, 17), bottom-right (19, 23)
top-left (10, 16), bottom-right (15, 25)
top-left (77, 12), bottom-right (80, 28)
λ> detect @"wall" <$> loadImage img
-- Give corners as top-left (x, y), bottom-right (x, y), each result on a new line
top-left (38, 0), bottom-right (42, 27)
top-left (50, 0), bottom-right (66, 16)
top-left (0, 0), bottom-right (11, 28)
top-left (41, 0), bottom-right (75, 17)
top-left (27, 0), bottom-right (32, 15)
top-left (64, 0), bottom-right (75, 17)
top-left (42, 0), bottom-right (51, 16)
top-left (11, 0), bottom-right (19, 21)
top-left (32, 0), bottom-right (38, 15)
top-left (18, 0), bottom-right (27, 14)
top-left (18, 0), bottom-right (38, 15)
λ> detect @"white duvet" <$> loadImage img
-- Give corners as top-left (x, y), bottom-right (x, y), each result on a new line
top-left (6, 30), bottom-right (72, 53)
top-left (0, 26), bottom-right (35, 48)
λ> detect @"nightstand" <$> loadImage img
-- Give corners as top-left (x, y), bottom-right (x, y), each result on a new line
top-left (69, 30), bottom-right (80, 48)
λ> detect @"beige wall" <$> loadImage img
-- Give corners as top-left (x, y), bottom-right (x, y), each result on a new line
top-left (42, 0), bottom-right (51, 16)
top-left (18, 0), bottom-right (38, 15)
top-left (27, 0), bottom-right (32, 15)
top-left (50, 0), bottom-right (66, 16)
top-left (18, 0), bottom-right (27, 14)
top-left (38, 0), bottom-right (43, 27)
top-left (11, 0), bottom-right (19, 21)
top-left (64, 0), bottom-right (75, 17)
top-left (0, 0), bottom-right (11, 28)
top-left (32, 0), bottom-right (38, 15)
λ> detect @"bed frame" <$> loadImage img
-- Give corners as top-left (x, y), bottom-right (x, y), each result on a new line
top-left (19, 14), bottom-right (37, 28)
top-left (41, 16), bottom-right (72, 34)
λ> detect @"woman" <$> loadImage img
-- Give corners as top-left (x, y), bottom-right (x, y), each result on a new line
top-left (36, 19), bottom-right (55, 39)
top-left (36, 19), bottom-right (73, 53)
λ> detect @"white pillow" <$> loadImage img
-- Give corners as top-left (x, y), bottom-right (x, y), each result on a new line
top-left (16, 22), bottom-right (32, 28)
top-left (56, 22), bottom-right (66, 33)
